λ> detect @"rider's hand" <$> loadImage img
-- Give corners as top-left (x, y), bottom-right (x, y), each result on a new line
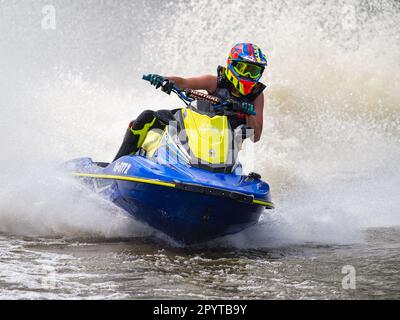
top-left (229, 100), bottom-right (256, 116)
top-left (241, 102), bottom-right (256, 116)
top-left (148, 74), bottom-right (174, 95)
top-left (148, 74), bottom-right (165, 89)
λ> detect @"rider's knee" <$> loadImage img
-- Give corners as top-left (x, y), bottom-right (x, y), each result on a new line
top-left (137, 110), bottom-right (156, 121)
top-left (130, 110), bottom-right (156, 130)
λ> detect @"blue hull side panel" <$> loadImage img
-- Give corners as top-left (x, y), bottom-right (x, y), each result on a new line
top-left (115, 180), bottom-right (264, 244)
top-left (67, 157), bottom-right (271, 244)
top-left (106, 156), bottom-right (272, 203)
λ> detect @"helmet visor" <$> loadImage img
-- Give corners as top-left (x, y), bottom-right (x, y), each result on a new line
top-left (233, 61), bottom-right (264, 80)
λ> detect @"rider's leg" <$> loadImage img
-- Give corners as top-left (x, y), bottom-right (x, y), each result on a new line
top-left (113, 109), bottom-right (176, 161)
top-left (113, 110), bottom-right (158, 161)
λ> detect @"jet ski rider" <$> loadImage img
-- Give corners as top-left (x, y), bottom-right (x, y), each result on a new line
top-left (114, 43), bottom-right (268, 161)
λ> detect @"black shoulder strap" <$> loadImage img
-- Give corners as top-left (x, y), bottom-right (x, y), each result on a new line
top-left (252, 82), bottom-right (267, 98)
top-left (217, 65), bottom-right (229, 87)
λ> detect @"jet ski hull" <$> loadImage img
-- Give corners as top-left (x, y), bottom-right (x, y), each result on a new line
top-left (66, 157), bottom-right (273, 245)
top-left (115, 181), bottom-right (264, 244)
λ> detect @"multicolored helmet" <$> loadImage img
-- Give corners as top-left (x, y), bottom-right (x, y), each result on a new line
top-left (225, 43), bottom-right (268, 96)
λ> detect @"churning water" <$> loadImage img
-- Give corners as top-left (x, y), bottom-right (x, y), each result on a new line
top-left (0, 0), bottom-right (399, 299)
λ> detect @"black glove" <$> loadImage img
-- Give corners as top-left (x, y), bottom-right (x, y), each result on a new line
top-left (160, 79), bottom-right (174, 95)
top-left (147, 74), bottom-right (174, 95)
top-left (148, 74), bottom-right (165, 88)
top-left (228, 100), bottom-right (257, 116)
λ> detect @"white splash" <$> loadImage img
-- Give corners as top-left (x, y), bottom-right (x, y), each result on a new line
top-left (0, 0), bottom-right (399, 245)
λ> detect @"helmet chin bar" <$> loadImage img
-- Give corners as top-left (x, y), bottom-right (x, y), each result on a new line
top-left (225, 65), bottom-right (257, 96)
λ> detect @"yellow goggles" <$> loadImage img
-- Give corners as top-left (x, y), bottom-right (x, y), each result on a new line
top-left (233, 61), bottom-right (264, 79)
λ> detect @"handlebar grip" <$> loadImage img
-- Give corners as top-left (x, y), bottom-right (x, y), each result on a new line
top-left (142, 74), bottom-right (151, 81)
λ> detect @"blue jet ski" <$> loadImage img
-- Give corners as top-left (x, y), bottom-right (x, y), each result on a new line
top-left (65, 76), bottom-right (274, 244)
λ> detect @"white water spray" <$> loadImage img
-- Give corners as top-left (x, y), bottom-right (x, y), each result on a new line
top-left (0, 0), bottom-right (399, 245)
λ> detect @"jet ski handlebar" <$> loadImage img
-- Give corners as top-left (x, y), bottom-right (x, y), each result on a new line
top-left (184, 89), bottom-right (221, 106)
top-left (142, 74), bottom-right (236, 113)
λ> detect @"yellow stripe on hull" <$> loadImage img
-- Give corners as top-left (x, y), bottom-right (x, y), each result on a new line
top-left (74, 173), bottom-right (176, 188)
top-left (73, 173), bottom-right (273, 208)
top-left (253, 199), bottom-right (275, 208)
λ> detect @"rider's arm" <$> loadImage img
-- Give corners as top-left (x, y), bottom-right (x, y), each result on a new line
top-left (167, 75), bottom-right (217, 94)
top-left (247, 93), bottom-right (264, 143)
